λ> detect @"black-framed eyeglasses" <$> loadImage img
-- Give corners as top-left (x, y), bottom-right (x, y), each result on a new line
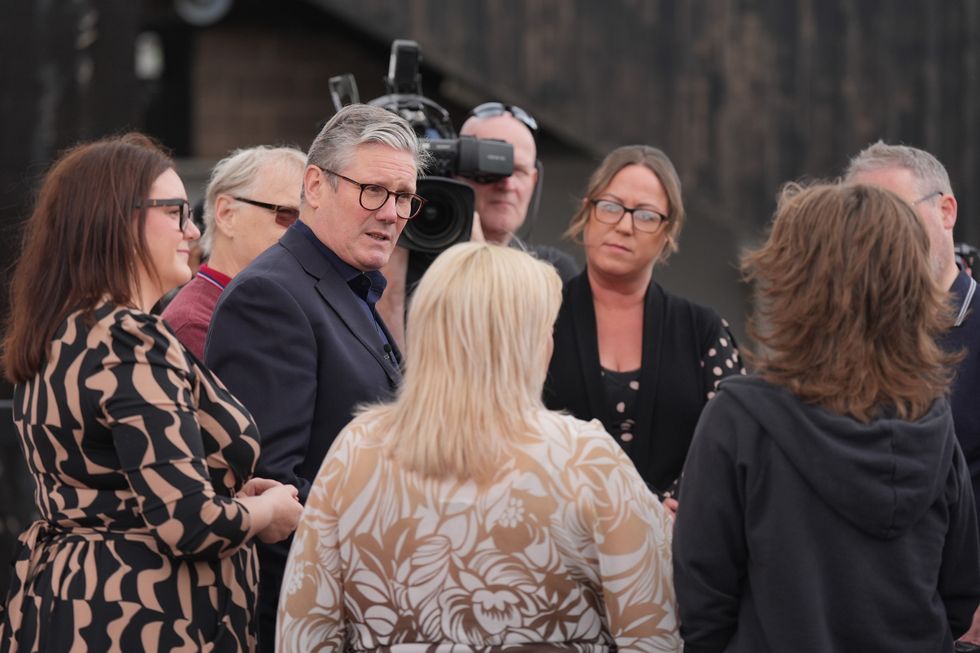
top-left (468, 102), bottom-right (538, 137)
top-left (590, 199), bottom-right (669, 233)
top-left (912, 190), bottom-right (944, 206)
top-left (318, 167), bottom-right (426, 220)
top-left (233, 196), bottom-right (300, 227)
top-left (136, 198), bottom-right (191, 232)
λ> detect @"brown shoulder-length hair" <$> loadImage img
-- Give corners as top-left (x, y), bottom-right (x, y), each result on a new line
top-left (3, 133), bottom-right (174, 384)
top-left (742, 182), bottom-right (957, 422)
top-left (564, 144), bottom-right (685, 263)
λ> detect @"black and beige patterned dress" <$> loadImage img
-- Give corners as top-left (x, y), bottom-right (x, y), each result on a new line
top-left (0, 302), bottom-right (261, 652)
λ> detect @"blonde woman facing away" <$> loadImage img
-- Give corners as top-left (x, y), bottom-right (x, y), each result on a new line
top-left (277, 242), bottom-right (680, 652)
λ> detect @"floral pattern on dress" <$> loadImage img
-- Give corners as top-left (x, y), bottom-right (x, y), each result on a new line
top-left (277, 410), bottom-right (680, 653)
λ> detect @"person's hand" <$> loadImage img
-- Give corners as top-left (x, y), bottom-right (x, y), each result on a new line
top-left (256, 484), bottom-right (303, 544)
top-left (237, 477), bottom-right (282, 498)
top-left (959, 605), bottom-right (980, 645)
top-left (663, 497), bottom-right (679, 516)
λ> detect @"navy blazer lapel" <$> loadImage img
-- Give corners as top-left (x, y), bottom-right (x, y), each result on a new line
top-left (314, 273), bottom-right (402, 385)
top-left (377, 319), bottom-right (403, 369)
top-left (280, 227), bottom-right (402, 386)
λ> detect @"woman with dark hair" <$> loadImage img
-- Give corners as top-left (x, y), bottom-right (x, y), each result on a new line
top-left (545, 145), bottom-right (742, 503)
top-left (0, 134), bottom-right (302, 651)
top-left (673, 183), bottom-right (980, 652)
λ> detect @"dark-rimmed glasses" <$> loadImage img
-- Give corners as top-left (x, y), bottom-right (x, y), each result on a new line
top-left (591, 199), bottom-right (668, 233)
top-left (318, 167), bottom-right (426, 220)
top-left (233, 196), bottom-right (300, 227)
top-left (912, 190), bottom-right (944, 206)
top-left (136, 198), bottom-right (191, 232)
top-left (467, 102), bottom-right (539, 136)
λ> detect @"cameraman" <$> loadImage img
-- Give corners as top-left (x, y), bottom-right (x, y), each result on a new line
top-left (460, 102), bottom-right (579, 282)
top-left (377, 103), bottom-right (579, 349)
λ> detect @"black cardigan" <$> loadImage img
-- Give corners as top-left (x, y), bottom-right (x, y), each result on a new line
top-left (544, 271), bottom-right (736, 492)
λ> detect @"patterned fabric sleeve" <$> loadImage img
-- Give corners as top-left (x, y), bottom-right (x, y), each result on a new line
top-left (575, 426), bottom-right (681, 652)
top-left (277, 427), bottom-right (350, 652)
top-left (700, 318), bottom-right (745, 400)
top-left (89, 311), bottom-right (254, 560)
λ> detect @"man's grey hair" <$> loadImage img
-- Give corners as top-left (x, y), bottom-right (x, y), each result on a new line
top-left (844, 140), bottom-right (953, 197)
top-left (305, 104), bottom-right (430, 194)
top-left (200, 145), bottom-right (307, 256)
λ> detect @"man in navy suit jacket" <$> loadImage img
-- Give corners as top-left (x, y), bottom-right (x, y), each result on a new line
top-left (205, 103), bottom-right (429, 653)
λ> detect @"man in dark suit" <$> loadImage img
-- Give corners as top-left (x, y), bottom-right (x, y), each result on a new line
top-left (205, 103), bottom-right (428, 652)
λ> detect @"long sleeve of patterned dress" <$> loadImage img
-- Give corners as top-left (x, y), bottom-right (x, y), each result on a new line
top-left (276, 430), bottom-right (348, 652)
top-left (1, 304), bottom-right (263, 651)
top-left (574, 428), bottom-right (680, 652)
top-left (90, 311), bottom-right (255, 560)
top-left (277, 410), bottom-right (681, 653)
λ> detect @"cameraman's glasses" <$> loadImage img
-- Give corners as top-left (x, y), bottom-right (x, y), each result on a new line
top-left (319, 167), bottom-right (426, 220)
top-left (468, 102), bottom-right (538, 137)
top-left (590, 199), bottom-right (668, 233)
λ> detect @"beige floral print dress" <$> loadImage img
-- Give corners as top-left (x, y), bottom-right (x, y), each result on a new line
top-left (277, 410), bottom-right (680, 653)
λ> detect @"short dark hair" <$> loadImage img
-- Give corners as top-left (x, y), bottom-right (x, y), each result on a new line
top-left (3, 133), bottom-right (173, 383)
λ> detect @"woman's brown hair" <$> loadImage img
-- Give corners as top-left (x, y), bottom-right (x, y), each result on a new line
top-left (742, 182), bottom-right (957, 422)
top-left (3, 133), bottom-right (174, 383)
top-left (565, 144), bottom-right (685, 263)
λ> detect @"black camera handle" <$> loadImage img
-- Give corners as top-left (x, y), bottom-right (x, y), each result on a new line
top-left (367, 93), bottom-right (456, 140)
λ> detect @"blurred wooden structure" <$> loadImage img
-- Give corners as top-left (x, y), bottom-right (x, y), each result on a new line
top-left (309, 0), bottom-right (980, 246)
top-left (1, 0), bottom-right (979, 593)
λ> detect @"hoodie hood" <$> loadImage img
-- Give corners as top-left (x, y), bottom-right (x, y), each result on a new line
top-left (720, 375), bottom-right (955, 539)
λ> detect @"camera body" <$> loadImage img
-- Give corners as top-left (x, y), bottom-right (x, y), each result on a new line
top-left (329, 39), bottom-right (514, 255)
top-left (423, 136), bottom-right (514, 184)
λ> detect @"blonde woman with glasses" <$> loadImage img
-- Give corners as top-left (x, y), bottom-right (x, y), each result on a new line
top-left (277, 242), bottom-right (680, 652)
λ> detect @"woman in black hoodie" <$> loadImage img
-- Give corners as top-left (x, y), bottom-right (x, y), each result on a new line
top-left (673, 183), bottom-right (980, 653)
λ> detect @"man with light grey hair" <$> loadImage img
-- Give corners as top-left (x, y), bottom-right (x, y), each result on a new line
top-left (845, 142), bottom-right (959, 288)
top-left (846, 141), bottom-right (980, 646)
top-left (206, 104), bottom-right (427, 652)
top-left (162, 145), bottom-right (305, 358)
top-left (459, 103), bottom-right (578, 280)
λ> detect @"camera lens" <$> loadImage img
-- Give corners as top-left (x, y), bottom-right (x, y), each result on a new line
top-left (398, 177), bottom-right (475, 255)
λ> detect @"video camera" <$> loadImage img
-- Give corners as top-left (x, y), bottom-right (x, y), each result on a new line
top-left (328, 39), bottom-right (514, 256)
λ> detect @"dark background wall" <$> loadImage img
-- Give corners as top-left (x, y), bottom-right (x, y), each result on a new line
top-left (306, 0), bottom-right (980, 333)
top-left (0, 0), bottom-right (144, 591)
top-left (0, 0), bottom-right (978, 591)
